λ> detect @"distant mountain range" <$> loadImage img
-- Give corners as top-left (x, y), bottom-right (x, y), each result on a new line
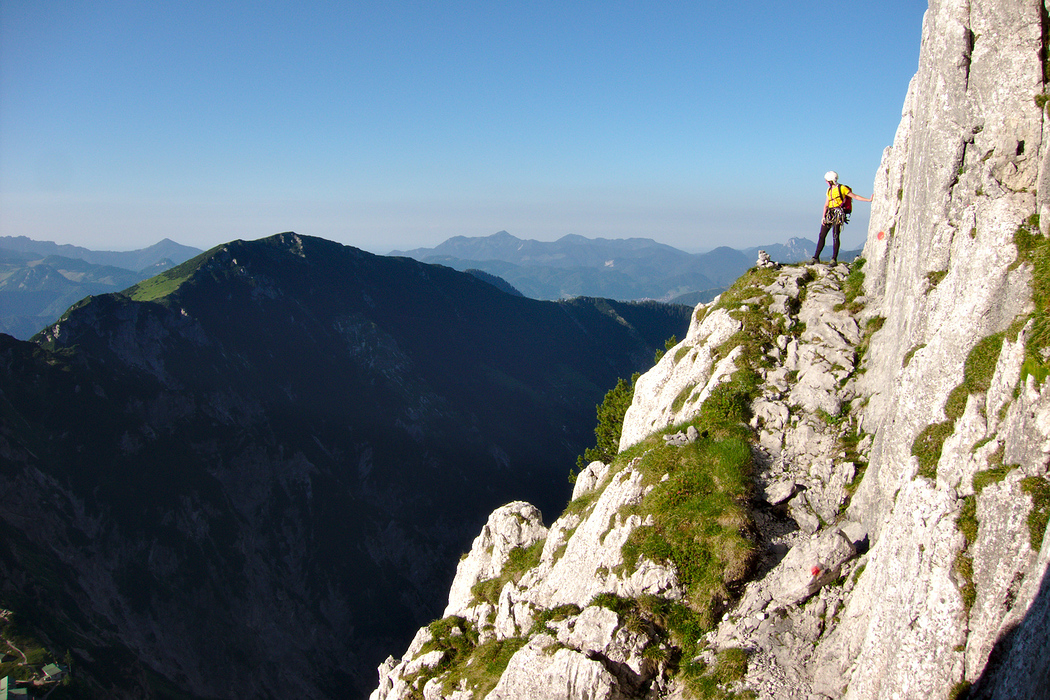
top-left (0, 237), bottom-right (203, 339)
top-left (0, 232), bottom-right (859, 341)
top-left (391, 231), bottom-right (858, 303)
top-left (0, 232), bottom-right (690, 698)
top-left (0, 236), bottom-right (202, 271)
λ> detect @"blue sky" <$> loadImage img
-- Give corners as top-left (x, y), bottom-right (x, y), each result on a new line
top-left (1, 1), bottom-right (927, 255)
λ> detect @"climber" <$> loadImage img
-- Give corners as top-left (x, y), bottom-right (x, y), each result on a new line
top-left (811, 171), bottom-right (872, 265)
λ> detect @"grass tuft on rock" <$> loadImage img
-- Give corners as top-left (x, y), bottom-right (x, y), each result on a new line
top-left (1021, 476), bottom-right (1050, 550)
top-left (1012, 214), bottom-right (1050, 384)
top-left (839, 257), bottom-right (867, 313)
top-left (618, 397), bottom-right (757, 631)
top-left (470, 539), bottom-right (545, 606)
top-left (912, 421), bottom-right (955, 480)
top-left (912, 330), bottom-right (1008, 479)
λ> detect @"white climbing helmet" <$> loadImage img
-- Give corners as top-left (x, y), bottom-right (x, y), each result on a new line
top-left (824, 170), bottom-right (839, 183)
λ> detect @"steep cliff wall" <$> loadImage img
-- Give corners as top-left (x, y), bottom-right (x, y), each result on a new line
top-left (816, 1), bottom-right (1049, 697)
top-left (370, 1), bottom-right (1050, 698)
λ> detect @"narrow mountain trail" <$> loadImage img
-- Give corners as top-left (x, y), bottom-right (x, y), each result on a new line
top-left (710, 261), bottom-right (873, 699)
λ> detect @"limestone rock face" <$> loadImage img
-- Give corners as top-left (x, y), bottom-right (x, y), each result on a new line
top-left (486, 635), bottom-right (622, 700)
top-left (372, 1), bottom-right (1050, 697)
top-left (815, 0), bottom-right (1050, 697)
top-left (855, 0), bottom-right (1040, 540)
top-left (767, 528), bottom-right (857, 609)
top-left (619, 307), bottom-right (743, 450)
top-left (443, 502), bottom-right (547, 618)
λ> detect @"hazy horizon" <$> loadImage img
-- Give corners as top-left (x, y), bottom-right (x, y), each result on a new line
top-left (2, 1), bottom-right (926, 256)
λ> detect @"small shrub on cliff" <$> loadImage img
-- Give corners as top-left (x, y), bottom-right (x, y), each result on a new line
top-left (575, 374), bottom-right (638, 475)
top-left (654, 334), bottom-right (678, 364)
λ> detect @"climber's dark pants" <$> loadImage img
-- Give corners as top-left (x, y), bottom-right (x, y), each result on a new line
top-left (814, 223), bottom-right (842, 261)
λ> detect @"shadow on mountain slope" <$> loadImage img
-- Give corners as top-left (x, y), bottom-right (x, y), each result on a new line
top-left (0, 233), bottom-right (691, 698)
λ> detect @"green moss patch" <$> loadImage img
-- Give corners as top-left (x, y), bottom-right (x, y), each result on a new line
top-left (963, 333), bottom-right (1005, 398)
top-left (971, 468), bottom-right (1010, 495)
top-left (681, 647), bottom-right (754, 699)
top-left (470, 539), bottom-right (545, 606)
top-left (1022, 477), bottom-right (1050, 551)
top-left (529, 604), bottom-right (582, 636)
top-left (618, 421), bottom-right (756, 629)
top-left (903, 343), bottom-right (926, 368)
top-left (954, 508), bottom-right (976, 614)
top-left (912, 331), bottom-right (1008, 479)
top-left (855, 316), bottom-right (886, 366)
top-left (713, 647), bottom-right (749, 684)
top-left (672, 382), bottom-right (700, 414)
top-left (414, 617), bottom-right (528, 697)
top-left (1011, 214), bottom-right (1050, 384)
top-left (912, 421), bottom-right (955, 480)
top-left (926, 270), bottom-right (949, 291)
top-left (956, 553), bottom-right (977, 613)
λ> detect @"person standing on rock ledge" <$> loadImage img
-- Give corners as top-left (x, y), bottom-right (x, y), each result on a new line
top-left (811, 171), bottom-right (872, 265)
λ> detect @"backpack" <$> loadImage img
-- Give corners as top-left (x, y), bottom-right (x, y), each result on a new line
top-left (839, 185), bottom-right (853, 214)
top-left (825, 184), bottom-right (851, 225)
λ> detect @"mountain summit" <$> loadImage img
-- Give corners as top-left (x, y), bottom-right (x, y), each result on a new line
top-left (0, 236), bottom-right (203, 338)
